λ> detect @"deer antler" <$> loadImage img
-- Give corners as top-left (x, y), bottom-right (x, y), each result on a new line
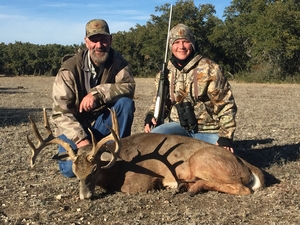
top-left (27, 108), bottom-right (76, 167)
top-left (87, 108), bottom-right (121, 169)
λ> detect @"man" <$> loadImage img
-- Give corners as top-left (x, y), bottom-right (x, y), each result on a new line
top-left (51, 19), bottom-right (135, 177)
top-left (144, 23), bottom-right (237, 153)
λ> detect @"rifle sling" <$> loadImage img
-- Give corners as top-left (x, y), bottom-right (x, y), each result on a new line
top-left (169, 67), bottom-right (199, 104)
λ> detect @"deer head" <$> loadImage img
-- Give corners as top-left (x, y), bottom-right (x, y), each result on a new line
top-left (27, 108), bottom-right (121, 199)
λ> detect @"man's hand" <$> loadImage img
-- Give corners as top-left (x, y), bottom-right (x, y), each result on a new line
top-left (76, 139), bottom-right (91, 149)
top-left (79, 93), bottom-right (96, 113)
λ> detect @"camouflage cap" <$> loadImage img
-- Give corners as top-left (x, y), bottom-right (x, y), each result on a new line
top-left (169, 24), bottom-right (195, 51)
top-left (86, 19), bottom-right (110, 37)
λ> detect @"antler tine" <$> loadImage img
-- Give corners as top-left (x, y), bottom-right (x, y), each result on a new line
top-left (88, 127), bottom-right (97, 156)
top-left (87, 108), bottom-right (121, 169)
top-left (97, 126), bottom-right (120, 169)
top-left (110, 108), bottom-right (120, 139)
top-left (27, 108), bottom-right (76, 167)
top-left (43, 107), bottom-right (52, 136)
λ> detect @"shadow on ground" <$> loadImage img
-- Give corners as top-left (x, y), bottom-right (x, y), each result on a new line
top-left (0, 107), bottom-right (51, 127)
top-left (0, 86), bottom-right (27, 94)
top-left (234, 139), bottom-right (300, 187)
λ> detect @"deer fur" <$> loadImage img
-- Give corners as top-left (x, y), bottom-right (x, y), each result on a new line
top-left (27, 109), bottom-right (265, 200)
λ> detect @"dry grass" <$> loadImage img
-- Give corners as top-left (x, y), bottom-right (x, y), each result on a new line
top-left (0, 76), bottom-right (300, 224)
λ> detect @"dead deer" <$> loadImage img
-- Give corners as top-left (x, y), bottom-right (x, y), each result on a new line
top-left (27, 108), bottom-right (265, 199)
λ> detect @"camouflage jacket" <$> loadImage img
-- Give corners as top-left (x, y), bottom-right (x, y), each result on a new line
top-left (51, 49), bottom-right (135, 144)
top-left (148, 54), bottom-right (237, 140)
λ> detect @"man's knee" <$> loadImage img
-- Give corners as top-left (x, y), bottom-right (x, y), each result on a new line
top-left (58, 159), bottom-right (75, 178)
top-left (57, 135), bottom-right (76, 178)
top-left (114, 97), bottom-right (135, 113)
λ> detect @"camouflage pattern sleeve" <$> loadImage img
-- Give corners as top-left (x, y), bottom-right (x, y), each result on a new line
top-left (89, 65), bottom-right (135, 104)
top-left (206, 64), bottom-right (237, 140)
top-left (51, 70), bottom-right (88, 144)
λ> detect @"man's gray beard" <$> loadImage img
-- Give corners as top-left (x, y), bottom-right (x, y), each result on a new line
top-left (91, 51), bottom-right (109, 66)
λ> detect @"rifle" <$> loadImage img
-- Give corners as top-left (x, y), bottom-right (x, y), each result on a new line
top-left (153, 4), bottom-right (173, 126)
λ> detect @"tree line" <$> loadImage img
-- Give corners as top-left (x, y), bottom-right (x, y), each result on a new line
top-left (0, 42), bottom-right (82, 76)
top-left (0, 0), bottom-right (299, 82)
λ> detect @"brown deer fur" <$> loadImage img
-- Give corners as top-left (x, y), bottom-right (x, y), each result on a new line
top-left (27, 109), bottom-right (265, 200)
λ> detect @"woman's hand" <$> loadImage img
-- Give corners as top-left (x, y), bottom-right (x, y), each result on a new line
top-left (144, 114), bottom-right (157, 133)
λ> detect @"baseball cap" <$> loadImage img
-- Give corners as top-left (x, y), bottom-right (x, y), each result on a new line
top-left (85, 19), bottom-right (110, 37)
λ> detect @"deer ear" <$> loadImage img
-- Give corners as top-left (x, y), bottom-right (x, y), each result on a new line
top-left (52, 152), bottom-right (71, 161)
top-left (100, 152), bottom-right (113, 161)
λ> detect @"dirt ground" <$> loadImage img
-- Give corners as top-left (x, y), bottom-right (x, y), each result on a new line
top-left (0, 76), bottom-right (299, 225)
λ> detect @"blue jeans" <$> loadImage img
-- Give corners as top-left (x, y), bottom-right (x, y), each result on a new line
top-left (151, 122), bottom-right (219, 144)
top-left (57, 97), bottom-right (135, 178)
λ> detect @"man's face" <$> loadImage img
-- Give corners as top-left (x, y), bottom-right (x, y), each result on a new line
top-left (171, 38), bottom-right (193, 61)
top-left (85, 34), bottom-right (112, 66)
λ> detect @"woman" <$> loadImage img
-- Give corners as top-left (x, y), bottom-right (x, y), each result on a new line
top-left (144, 23), bottom-right (237, 153)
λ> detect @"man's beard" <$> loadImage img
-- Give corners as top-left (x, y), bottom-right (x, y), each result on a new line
top-left (90, 48), bottom-right (109, 66)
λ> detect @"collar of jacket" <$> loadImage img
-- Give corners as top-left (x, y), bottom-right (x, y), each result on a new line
top-left (180, 54), bottom-right (203, 73)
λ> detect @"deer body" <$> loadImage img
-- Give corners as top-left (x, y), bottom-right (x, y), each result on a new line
top-left (98, 133), bottom-right (264, 195)
top-left (27, 109), bottom-right (265, 199)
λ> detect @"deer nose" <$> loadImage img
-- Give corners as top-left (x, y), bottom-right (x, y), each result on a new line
top-left (79, 190), bottom-right (92, 200)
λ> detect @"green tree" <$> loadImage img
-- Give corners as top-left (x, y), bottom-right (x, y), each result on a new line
top-left (5, 42), bottom-right (29, 75)
top-left (1, 42), bottom-right (79, 76)
top-left (113, 0), bottom-right (222, 77)
top-left (212, 0), bottom-right (300, 81)
top-left (2, 0), bottom-right (299, 81)
top-left (0, 43), bottom-right (6, 74)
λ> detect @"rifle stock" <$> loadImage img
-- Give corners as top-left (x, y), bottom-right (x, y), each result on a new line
top-left (153, 5), bottom-right (173, 126)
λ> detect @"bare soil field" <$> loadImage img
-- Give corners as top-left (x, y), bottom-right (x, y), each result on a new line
top-left (0, 76), bottom-right (299, 225)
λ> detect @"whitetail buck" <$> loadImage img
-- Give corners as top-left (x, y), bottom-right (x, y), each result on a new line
top-left (27, 108), bottom-right (265, 200)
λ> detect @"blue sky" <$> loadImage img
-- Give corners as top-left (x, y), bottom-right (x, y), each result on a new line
top-left (0, 0), bottom-right (231, 45)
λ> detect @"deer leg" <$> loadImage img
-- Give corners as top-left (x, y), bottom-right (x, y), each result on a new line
top-left (176, 178), bottom-right (199, 193)
top-left (188, 180), bottom-right (252, 196)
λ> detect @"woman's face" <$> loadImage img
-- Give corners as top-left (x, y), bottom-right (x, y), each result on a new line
top-left (171, 38), bottom-right (193, 61)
